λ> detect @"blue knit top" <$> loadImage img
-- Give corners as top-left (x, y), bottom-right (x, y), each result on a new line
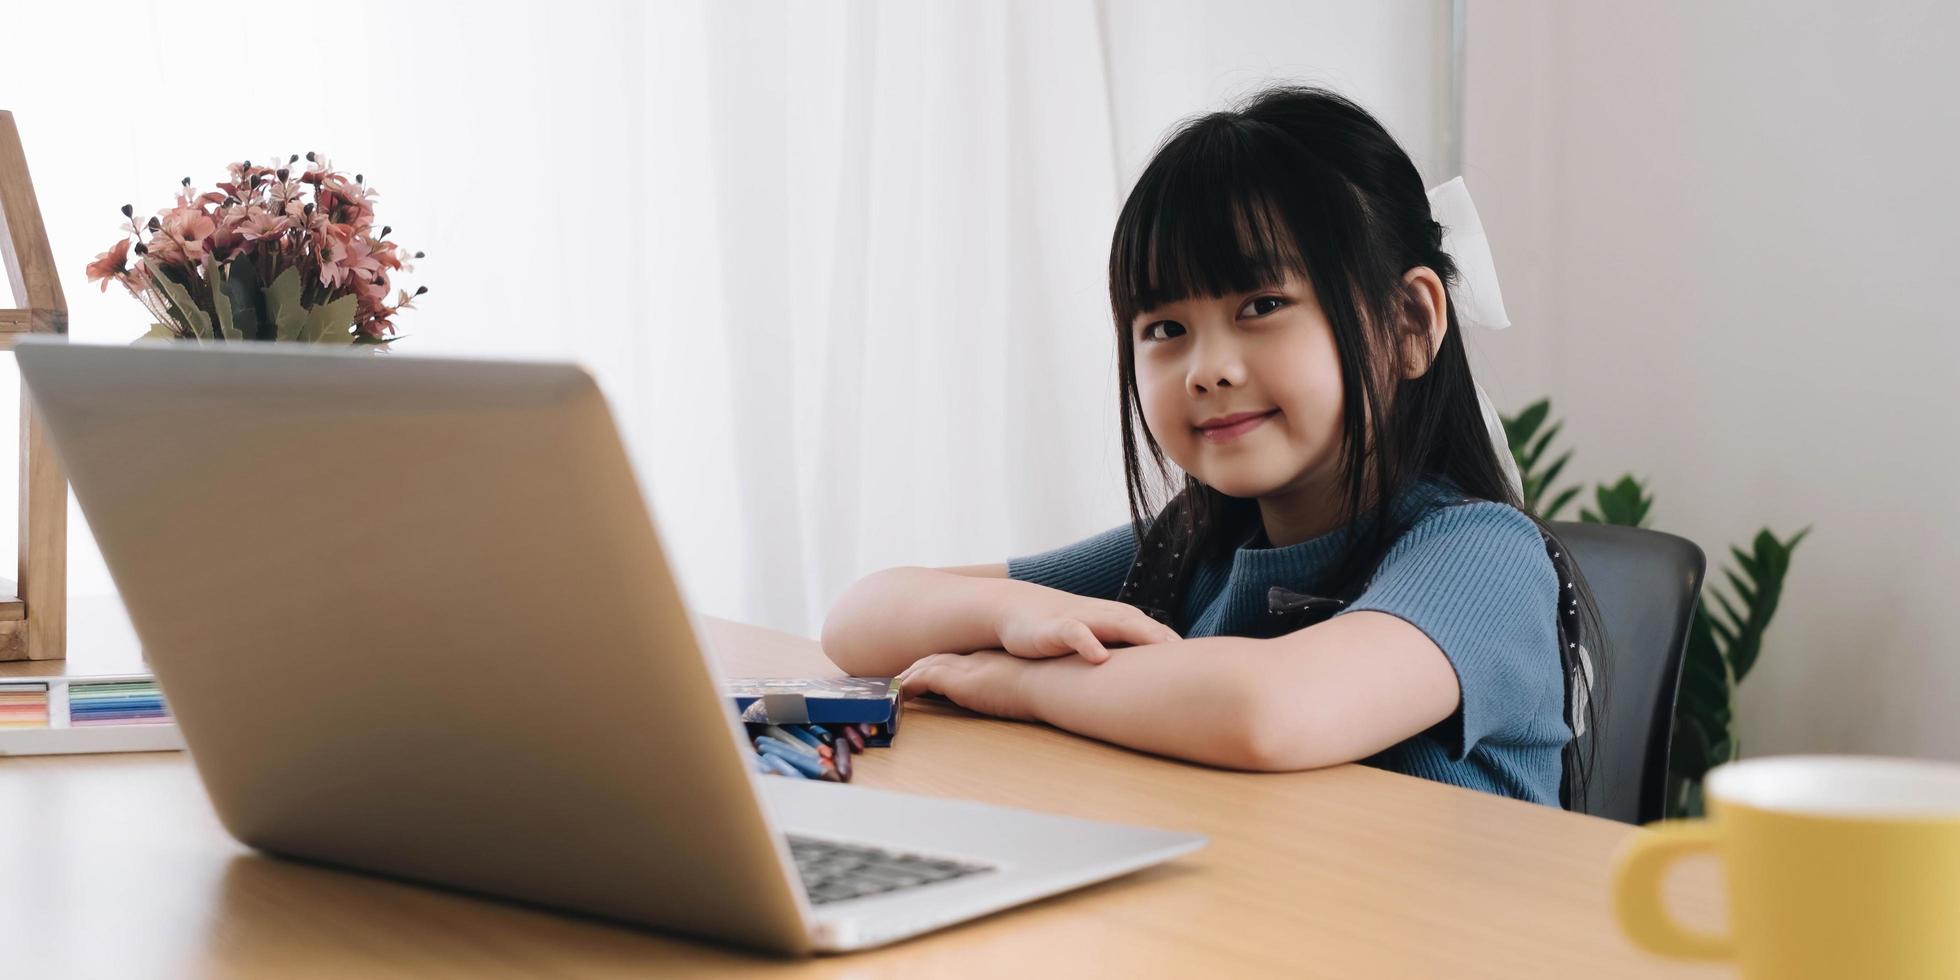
top-left (1006, 479), bottom-right (1570, 806)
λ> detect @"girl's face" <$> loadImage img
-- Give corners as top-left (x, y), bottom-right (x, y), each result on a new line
top-left (1130, 268), bottom-right (1346, 506)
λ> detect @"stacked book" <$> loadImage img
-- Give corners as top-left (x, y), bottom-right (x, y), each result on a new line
top-left (0, 596), bottom-right (184, 755)
top-left (725, 677), bottom-right (901, 783)
top-left (67, 679), bottom-right (170, 726)
top-left (0, 683), bottom-right (49, 728)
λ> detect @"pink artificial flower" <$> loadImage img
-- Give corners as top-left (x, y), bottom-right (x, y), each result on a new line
top-left (234, 206), bottom-right (291, 242)
top-left (326, 236), bottom-right (388, 293)
top-left (85, 239), bottom-right (131, 292)
top-left (319, 175), bottom-right (375, 230)
top-left (371, 238), bottom-right (404, 271)
top-left (144, 234), bottom-right (190, 266)
top-left (315, 234), bottom-right (373, 289)
top-left (356, 269), bottom-right (390, 306)
top-left (206, 223), bottom-right (246, 263)
top-left (159, 206), bottom-right (216, 246)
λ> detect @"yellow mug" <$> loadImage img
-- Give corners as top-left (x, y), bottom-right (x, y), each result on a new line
top-left (1613, 755), bottom-right (1960, 979)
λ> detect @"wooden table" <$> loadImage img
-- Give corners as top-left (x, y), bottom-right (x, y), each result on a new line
top-left (0, 614), bottom-right (1727, 978)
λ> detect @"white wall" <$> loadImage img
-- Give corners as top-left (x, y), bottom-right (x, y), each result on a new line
top-left (1100, 0), bottom-right (1452, 185)
top-left (1463, 1), bottom-right (1960, 760)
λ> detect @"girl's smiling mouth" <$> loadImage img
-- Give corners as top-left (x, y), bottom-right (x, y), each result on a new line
top-left (1195, 409), bottom-right (1280, 443)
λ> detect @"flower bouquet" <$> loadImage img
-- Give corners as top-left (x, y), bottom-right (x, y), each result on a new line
top-left (85, 153), bottom-right (425, 345)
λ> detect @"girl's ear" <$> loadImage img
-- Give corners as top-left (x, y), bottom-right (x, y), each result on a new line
top-left (1398, 266), bottom-right (1449, 379)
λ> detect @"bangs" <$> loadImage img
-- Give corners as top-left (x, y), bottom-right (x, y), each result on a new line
top-left (1109, 127), bottom-right (1312, 327)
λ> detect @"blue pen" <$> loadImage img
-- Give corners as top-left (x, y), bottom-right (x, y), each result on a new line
top-left (763, 725), bottom-right (814, 750)
top-left (756, 752), bottom-right (808, 779)
top-left (757, 741), bottom-right (827, 778)
top-left (782, 725), bottom-right (825, 750)
top-left (755, 734), bottom-right (820, 764)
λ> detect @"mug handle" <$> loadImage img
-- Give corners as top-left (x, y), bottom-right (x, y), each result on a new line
top-left (1611, 820), bottom-right (1734, 960)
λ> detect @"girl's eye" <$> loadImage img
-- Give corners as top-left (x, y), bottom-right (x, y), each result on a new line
top-left (1241, 295), bottom-right (1287, 318)
top-left (1140, 321), bottom-right (1184, 342)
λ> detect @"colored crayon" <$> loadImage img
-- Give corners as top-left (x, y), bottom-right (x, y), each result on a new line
top-left (758, 741), bottom-right (827, 778)
top-left (781, 725), bottom-right (833, 758)
top-left (858, 723), bottom-right (876, 737)
top-left (833, 735), bottom-right (852, 781)
top-left (754, 734), bottom-right (820, 764)
top-left (797, 724), bottom-right (836, 748)
top-left (757, 752), bottom-right (808, 779)
top-left (762, 725), bottom-right (809, 748)
top-left (842, 725), bottom-right (866, 751)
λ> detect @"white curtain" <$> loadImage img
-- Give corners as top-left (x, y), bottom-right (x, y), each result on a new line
top-left (2, 0), bottom-right (1448, 640)
top-left (645, 0), bottom-right (1131, 636)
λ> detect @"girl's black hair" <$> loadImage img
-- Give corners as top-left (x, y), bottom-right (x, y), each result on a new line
top-left (1105, 85), bottom-right (1604, 811)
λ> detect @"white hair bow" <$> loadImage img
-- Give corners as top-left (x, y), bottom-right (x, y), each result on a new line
top-left (1427, 176), bottom-right (1524, 498)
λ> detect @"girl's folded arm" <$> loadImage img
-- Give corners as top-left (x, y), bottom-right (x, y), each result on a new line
top-left (821, 566), bottom-right (1019, 677)
top-left (1019, 611), bottom-right (1460, 772)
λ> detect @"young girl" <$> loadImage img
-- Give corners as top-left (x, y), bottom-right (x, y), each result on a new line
top-left (821, 85), bottom-right (1601, 809)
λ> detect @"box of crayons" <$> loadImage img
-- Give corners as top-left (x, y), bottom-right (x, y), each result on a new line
top-left (742, 720), bottom-right (887, 783)
top-left (723, 677), bottom-right (900, 746)
top-left (726, 677), bottom-right (900, 783)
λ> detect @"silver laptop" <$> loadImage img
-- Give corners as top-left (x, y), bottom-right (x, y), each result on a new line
top-left (15, 339), bottom-right (1205, 956)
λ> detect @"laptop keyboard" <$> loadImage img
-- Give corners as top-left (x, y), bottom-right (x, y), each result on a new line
top-left (786, 835), bottom-right (994, 905)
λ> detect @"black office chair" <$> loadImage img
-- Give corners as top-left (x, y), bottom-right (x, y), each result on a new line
top-left (1547, 521), bottom-right (1706, 825)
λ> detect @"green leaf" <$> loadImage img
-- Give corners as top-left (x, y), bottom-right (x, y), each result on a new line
top-left (137, 322), bottom-right (177, 342)
top-left (1502, 399), bottom-right (1549, 452)
top-left (1729, 544), bottom-right (1762, 581)
top-left (1524, 420), bottom-right (1564, 471)
top-left (147, 259), bottom-right (212, 340)
top-left (300, 293), bottom-right (359, 344)
top-left (265, 267), bottom-right (308, 342)
top-left (1678, 647), bottom-right (1731, 723)
top-left (1724, 569), bottom-right (1758, 608)
top-left (206, 256), bottom-right (242, 341)
top-left (1665, 773), bottom-right (1707, 819)
top-left (1680, 778), bottom-right (1706, 818)
top-left (1536, 452), bottom-right (1573, 503)
top-left (1708, 610), bottom-right (1737, 650)
top-left (1543, 486), bottom-right (1582, 522)
top-left (1501, 398), bottom-right (1585, 520)
top-left (1678, 611), bottom-right (1730, 706)
top-left (1671, 602), bottom-right (1733, 786)
top-left (1727, 526), bottom-right (1809, 683)
top-left (1711, 589), bottom-right (1746, 637)
top-left (1588, 475), bottom-right (1652, 528)
top-left (219, 259), bottom-right (266, 341)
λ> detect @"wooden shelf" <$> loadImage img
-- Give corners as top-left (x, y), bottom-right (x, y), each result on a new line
top-left (0, 597), bottom-right (143, 680)
top-left (0, 306), bottom-right (60, 346)
top-left (0, 109), bottom-right (69, 661)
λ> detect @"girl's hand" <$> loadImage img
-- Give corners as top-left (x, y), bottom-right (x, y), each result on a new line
top-left (896, 650), bottom-right (1037, 721)
top-left (994, 591), bottom-right (1181, 665)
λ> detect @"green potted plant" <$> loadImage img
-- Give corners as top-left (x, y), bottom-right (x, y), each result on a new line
top-left (1504, 399), bottom-right (1808, 817)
